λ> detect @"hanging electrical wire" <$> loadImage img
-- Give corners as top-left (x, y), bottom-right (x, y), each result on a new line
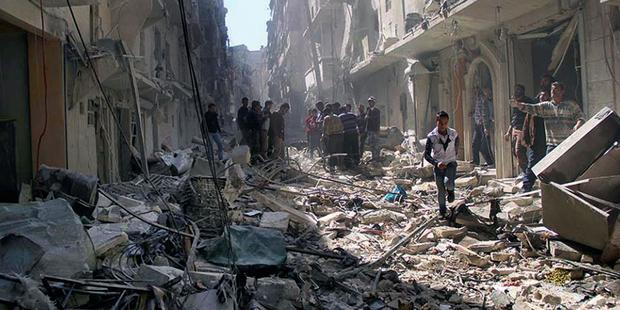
top-left (35, 0), bottom-right (49, 169)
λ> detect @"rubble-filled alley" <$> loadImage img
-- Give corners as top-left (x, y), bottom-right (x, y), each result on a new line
top-left (2, 107), bottom-right (620, 309)
top-left (2, 0), bottom-right (620, 309)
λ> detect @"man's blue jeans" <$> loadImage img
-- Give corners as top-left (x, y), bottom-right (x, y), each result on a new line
top-left (434, 161), bottom-right (457, 213)
top-left (209, 132), bottom-right (224, 160)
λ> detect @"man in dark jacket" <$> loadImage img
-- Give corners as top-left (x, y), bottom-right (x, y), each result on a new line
top-left (204, 103), bottom-right (224, 160)
top-left (339, 104), bottom-right (360, 167)
top-left (269, 103), bottom-right (290, 159)
top-left (247, 101), bottom-right (262, 157)
top-left (237, 97), bottom-right (250, 145)
top-left (366, 96), bottom-right (381, 161)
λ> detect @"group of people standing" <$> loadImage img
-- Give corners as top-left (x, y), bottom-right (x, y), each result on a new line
top-left (304, 97), bottom-right (382, 171)
top-left (426, 74), bottom-right (585, 217)
top-left (236, 97), bottom-right (290, 160)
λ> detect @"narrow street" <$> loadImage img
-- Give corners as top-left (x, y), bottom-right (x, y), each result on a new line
top-left (1, 0), bottom-right (620, 309)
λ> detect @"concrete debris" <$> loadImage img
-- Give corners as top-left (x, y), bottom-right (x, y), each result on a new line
top-left (548, 240), bottom-right (583, 262)
top-left (259, 212), bottom-right (290, 232)
top-left (87, 225), bottom-right (128, 257)
top-left (4, 113), bottom-right (620, 310)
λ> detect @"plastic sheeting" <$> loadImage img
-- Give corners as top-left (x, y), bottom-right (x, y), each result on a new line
top-left (202, 226), bottom-right (287, 272)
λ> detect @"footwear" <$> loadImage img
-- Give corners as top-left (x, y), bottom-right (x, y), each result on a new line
top-left (439, 207), bottom-right (447, 218)
top-left (447, 190), bottom-right (455, 203)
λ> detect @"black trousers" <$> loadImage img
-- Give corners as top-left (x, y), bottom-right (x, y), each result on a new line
top-left (472, 124), bottom-right (494, 165)
top-left (342, 131), bottom-right (360, 167)
top-left (325, 133), bottom-right (344, 168)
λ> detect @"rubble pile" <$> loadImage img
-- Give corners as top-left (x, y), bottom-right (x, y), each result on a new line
top-left (1, 110), bottom-right (620, 309)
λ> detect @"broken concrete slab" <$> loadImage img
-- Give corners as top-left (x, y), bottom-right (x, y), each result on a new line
top-left (431, 226), bottom-right (467, 239)
top-left (135, 265), bottom-right (184, 287)
top-left (490, 251), bottom-right (516, 262)
top-left (252, 192), bottom-right (317, 229)
top-left (259, 212), bottom-right (290, 232)
top-left (254, 277), bottom-right (301, 309)
top-left (548, 240), bottom-right (583, 262)
top-left (533, 107), bottom-right (620, 184)
top-left (0, 199), bottom-right (95, 279)
top-left (455, 175), bottom-right (478, 188)
top-left (87, 225), bottom-right (128, 257)
top-left (33, 165), bottom-right (98, 217)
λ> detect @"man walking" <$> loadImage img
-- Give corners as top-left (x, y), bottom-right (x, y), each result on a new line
top-left (261, 100), bottom-right (273, 158)
top-left (504, 85), bottom-right (533, 174)
top-left (204, 103), bottom-right (225, 160)
top-left (237, 97), bottom-right (250, 145)
top-left (366, 97), bottom-right (381, 162)
top-left (471, 88), bottom-right (494, 166)
top-left (512, 81), bottom-right (585, 155)
top-left (270, 103), bottom-right (290, 159)
top-left (339, 104), bottom-right (360, 167)
top-left (424, 111), bottom-right (459, 217)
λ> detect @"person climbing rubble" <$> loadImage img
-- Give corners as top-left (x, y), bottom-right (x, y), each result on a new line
top-left (424, 111), bottom-right (459, 216)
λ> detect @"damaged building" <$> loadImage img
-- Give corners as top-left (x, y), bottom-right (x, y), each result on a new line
top-left (267, 0), bottom-right (620, 178)
top-left (0, 0), bottom-right (231, 200)
top-left (229, 44), bottom-right (269, 111)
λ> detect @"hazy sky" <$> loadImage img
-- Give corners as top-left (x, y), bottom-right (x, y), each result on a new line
top-left (224, 0), bottom-right (271, 50)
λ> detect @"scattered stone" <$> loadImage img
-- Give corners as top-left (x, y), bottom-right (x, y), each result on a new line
top-left (87, 225), bottom-right (128, 257)
top-left (317, 212), bottom-right (345, 227)
top-left (431, 226), bottom-right (467, 239)
top-left (503, 196), bottom-right (534, 207)
top-left (455, 175), bottom-right (478, 188)
top-left (469, 186), bottom-right (485, 197)
top-left (361, 209), bottom-right (407, 224)
top-left (489, 267), bottom-right (516, 276)
top-left (491, 251), bottom-right (515, 262)
top-left (259, 212), bottom-right (290, 232)
top-left (96, 205), bottom-right (122, 223)
top-left (490, 290), bottom-right (513, 308)
top-left (548, 240), bottom-right (583, 262)
top-left (467, 240), bottom-right (507, 253)
top-left (404, 242), bottom-right (435, 255)
top-left (255, 277), bottom-right (301, 309)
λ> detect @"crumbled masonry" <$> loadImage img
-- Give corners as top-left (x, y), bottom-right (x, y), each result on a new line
top-left (1, 114), bottom-right (620, 309)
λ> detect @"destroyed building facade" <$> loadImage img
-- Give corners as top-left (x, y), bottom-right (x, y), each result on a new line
top-left (266, 0), bottom-right (620, 177)
top-left (0, 0), bottom-right (231, 200)
top-left (229, 44), bottom-right (269, 111)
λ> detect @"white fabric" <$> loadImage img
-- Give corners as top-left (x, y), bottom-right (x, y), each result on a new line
top-left (427, 127), bottom-right (458, 164)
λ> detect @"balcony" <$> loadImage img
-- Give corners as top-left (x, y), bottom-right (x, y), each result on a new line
top-left (386, 0), bottom-right (558, 58)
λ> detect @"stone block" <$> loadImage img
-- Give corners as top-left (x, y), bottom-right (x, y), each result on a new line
top-left (259, 212), bottom-right (290, 232)
top-left (87, 225), bottom-right (128, 257)
top-left (403, 242), bottom-right (435, 255)
top-left (431, 226), bottom-right (467, 239)
top-left (455, 175), bottom-right (478, 188)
